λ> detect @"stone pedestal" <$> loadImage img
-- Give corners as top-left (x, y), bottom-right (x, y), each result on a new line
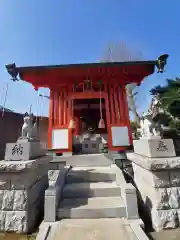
top-left (127, 138), bottom-right (180, 231)
top-left (5, 139), bottom-right (45, 161)
top-left (133, 138), bottom-right (176, 158)
top-left (0, 139), bottom-right (52, 233)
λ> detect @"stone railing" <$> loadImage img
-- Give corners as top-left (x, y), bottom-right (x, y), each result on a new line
top-left (111, 164), bottom-right (139, 220)
top-left (44, 165), bottom-right (72, 222)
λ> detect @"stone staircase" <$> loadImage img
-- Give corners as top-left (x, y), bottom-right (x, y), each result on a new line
top-left (57, 166), bottom-right (127, 220)
top-left (39, 156), bottom-right (148, 240)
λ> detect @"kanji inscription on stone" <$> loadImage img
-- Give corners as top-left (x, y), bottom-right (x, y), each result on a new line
top-left (12, 144), bottom-right (24, 156)
top-left (156, 141), bottom-right (168, 152)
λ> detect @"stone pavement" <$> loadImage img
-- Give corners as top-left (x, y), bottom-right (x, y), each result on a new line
top-left (37, 218), bottom-right (148, 240)
top-left (51, 153), bottom-right (114, 167)
top-left (53, 219), bottom-right (138, 240)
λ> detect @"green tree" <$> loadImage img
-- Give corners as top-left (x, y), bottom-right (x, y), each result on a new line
top-left (130, 121), bottom-right (138, 132)
top-left (150, 78), bottom-right (180, 119)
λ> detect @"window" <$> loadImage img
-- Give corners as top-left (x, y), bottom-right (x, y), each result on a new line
top-left (92, 143), bottom-right (97, 148)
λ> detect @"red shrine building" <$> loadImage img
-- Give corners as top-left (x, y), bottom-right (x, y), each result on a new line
top-left (6, 58), bottom-right (166, 155)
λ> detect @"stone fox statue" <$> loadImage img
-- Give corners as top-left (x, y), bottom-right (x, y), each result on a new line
top-left (21, 112), bottom-right (39, 140)
top-left (139, 112), bottom-right (161, 139)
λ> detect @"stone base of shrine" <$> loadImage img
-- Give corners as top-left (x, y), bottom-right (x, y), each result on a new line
top-left (0, 155), bottom-right (52, 233)
top-left (72, 133), bottom-right (108, 154)
top-left (127, 150), bottom-right (180, 231)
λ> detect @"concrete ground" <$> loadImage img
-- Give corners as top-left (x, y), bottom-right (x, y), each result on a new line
top-left (149, 229), bottom-right (180, 240)
top-left (0, 232), bottom-right (37, 239)
top-left (53, 219), bottom-right (138, 240)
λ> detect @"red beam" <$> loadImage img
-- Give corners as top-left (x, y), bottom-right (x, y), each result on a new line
top-left (47, 90), bottom-right (53, 148)
top-left (109, 84), bottom-right (115, 124)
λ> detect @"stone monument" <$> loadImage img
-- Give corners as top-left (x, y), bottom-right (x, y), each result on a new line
top-left (127, 97), bottom-right (180, 231)
top-left (0, 112), bottom-right (52, 233)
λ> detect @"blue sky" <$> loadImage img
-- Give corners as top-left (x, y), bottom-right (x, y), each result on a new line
top-left (0, 0), bottom-right (179, 117)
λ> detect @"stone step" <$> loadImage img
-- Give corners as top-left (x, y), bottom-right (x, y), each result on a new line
top-left (53, 154), bottom-right (114, 167)
top-left (66, 166), bottom-right (116, 183)
top-left (63, 182), bottom-right (121, 198)
top-left (57, 197), bottom-right (126, 219)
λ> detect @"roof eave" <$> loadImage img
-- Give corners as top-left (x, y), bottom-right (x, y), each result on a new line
top-left (5, 53), bottom-right (169, 81)
top-left (16, 60), bottom-right (157, 73)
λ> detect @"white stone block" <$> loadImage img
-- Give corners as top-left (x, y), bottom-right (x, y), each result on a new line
top-left (0, 190), bottom-right (4, 209)
top-left (170, 170), bottom-right (180, 187)
top-left (133, 139), bottom-right (176, 158)
top-left (2, 190), bottom-right (15, 210)
top-left (153, 209), bottom-right (179, 230)
top-left (133, 164), bottom-right (170, 188)
top-left (0, 211), bottom-right (6, 231)
top-left (0, 161), bottom-right (33, 172)
top-left (0, 202), bottom-right (44, 232)
top-left (4, 211), bottom-right (27, 232)
top-left (0, 174), bottom-right (10, 190)
top-left (9, 160), bottom-right (49, 190)
top-left (146, 187), bottom-right (171, 210)
top-left (0, 175), bottom-right (51, 212)
top-left (0, 180), bottom-right (10, 190)
top-left (129, 153), bottom-right (171, 171)
top-left (49, 181), bottom-right (56, 186)
top-left (168, 158), bottom-right (180, 169)
top-left (133, 172), bottom-right (180, 209)
top-left (155, 188), bottom-right (171, 209)
top-left (48, 170), bottom-right (60, 182)
top-left (13, 191), bottom-right (27, 210)
top-left (134, 179), bottom-right (171, 210)
top-left (151, 171), bottom-right (170, 188)
top-left (169, 187), bottom-right (180, 209)
top-left (0, 155), bottom-right (51, 173)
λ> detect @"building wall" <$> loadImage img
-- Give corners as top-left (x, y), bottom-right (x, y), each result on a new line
top-left (0, 111), bottom-right (23, 159)
top-left (38, 117), bottom-right (49, 148)
top-left (0, 111), bottom-right (48, 159)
